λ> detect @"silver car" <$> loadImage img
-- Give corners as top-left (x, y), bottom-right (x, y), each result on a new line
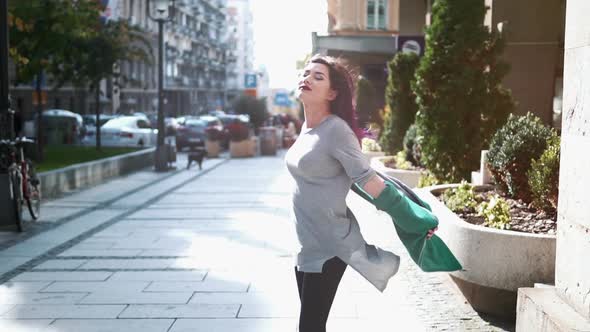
top-left (100, 116), bottom-right (158, 147)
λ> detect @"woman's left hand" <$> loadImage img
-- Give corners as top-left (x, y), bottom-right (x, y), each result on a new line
top-left (426, 227), bottom-right (438, 239)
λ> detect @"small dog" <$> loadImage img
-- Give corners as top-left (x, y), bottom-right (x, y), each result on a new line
top-left (187, 146), bottom-right (206, 170)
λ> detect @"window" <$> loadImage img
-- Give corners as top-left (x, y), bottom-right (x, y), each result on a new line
top-left (367, 0), bottom-right (387, 30)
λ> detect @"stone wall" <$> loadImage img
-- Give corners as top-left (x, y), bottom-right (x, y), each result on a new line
top-left (555, 0), bottom-right (590, 319)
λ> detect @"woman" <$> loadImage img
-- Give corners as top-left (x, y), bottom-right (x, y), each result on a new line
top-left (285, 55), bottom-right (436, 331)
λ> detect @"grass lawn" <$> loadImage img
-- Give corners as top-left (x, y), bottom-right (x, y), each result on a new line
top-left (35, 145), bottom-right (146, 173)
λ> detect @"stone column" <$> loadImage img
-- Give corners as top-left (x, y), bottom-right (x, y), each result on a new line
top-left (515, 0), bottom-right (590, 331)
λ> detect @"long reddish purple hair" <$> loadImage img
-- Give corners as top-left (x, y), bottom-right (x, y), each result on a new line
top-left (309, 54), bottom-right (364, 144)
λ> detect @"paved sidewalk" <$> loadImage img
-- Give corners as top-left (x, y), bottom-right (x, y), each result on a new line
top-left (0, 151), bottom-right (514, 331)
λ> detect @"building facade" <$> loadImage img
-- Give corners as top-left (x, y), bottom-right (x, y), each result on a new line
top-left (516, 0), bottom-right (590, 329)
top-left (313, 0), bottom-right (427, 109)
top-left (225, 0), bottom-right (255, 105)
top-left (482, 0), bottom-right (566, 127)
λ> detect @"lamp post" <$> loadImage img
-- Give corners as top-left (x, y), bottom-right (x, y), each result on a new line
top-left (0, 0), bottom-right (13, 141)
top-left (147, 0), bottom-right (175, 172)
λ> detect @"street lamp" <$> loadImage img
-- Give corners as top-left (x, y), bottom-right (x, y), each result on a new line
top-left (0, 0), bottom-right (14, 141)
top-left (147, 0), bottom-right (176, 172)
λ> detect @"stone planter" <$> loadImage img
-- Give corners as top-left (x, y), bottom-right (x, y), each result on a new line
top-left (416, 184), bottom-right (557, 320)
top-left (206, 140), bottom-right (221, 158)
top-left (370, 156), bottom-right (425, 188)
top-left (362, 151), bottom-right (385, 162)
top-left (230, 137), bottom-right (256, 158)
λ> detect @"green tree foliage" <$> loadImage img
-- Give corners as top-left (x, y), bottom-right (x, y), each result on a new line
top-left (233, 95), bottom-right (270, 133)
top-left (9, 0), bottom-right (103, 158)
top-left (413, 0), bottom-right (514, 182)
top-left (528, 135), bottom-right (560, 213)
top-left (64, 20), bottom-right (153, 150)
top-left (355, 77), bottom-right (378, 129)
top-left (380, 52), bottom-right (420, 155)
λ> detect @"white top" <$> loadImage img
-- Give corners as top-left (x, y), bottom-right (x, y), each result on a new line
top-left (285, 114), bottom-right (400, 291)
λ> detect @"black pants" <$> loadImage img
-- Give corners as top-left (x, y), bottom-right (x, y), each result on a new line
top-left (295, 256), bottom-right (347, 332)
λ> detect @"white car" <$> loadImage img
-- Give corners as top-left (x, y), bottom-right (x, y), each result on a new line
top-left (100, 116), bottom-right (157, 147)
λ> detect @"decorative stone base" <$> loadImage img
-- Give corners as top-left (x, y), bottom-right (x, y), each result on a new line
top-left (205, 140), bottom-right (221, 158)
top-left (230, 138), bottom-right (256, 158)
top-left (450, 275), bottom-right (517, 320)
top-left (516, 287), bottom-right (590, 332)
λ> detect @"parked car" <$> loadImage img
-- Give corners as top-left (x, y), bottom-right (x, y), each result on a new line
top-left (100, 116), bottom-right (157, 147)
top-left (81, 114), bottom-right (119, 145)
top-left (199, 115), bottom-right (228, 147)
top-left (175, 118), bottom-right (207, 151)
top-left (23, 109), bottom-right (84, 145)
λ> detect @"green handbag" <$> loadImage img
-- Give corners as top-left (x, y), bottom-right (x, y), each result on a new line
top-left (351, 171), bottom-right (462, 272)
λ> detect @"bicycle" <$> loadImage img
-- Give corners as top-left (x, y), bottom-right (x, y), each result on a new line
top-left (0, 137), bottom-right (42, 232)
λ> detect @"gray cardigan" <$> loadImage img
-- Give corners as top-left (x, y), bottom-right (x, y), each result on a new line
top-left (285, 114), bottom-right (400, 292)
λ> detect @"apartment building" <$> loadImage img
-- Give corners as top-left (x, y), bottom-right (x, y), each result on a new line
top-left (9, 0), bottom-right (238, 119)
top-left (225, 0), bottom-right (255, 104)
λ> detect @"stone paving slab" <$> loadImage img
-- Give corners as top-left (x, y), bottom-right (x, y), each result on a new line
top-left (118, 303), bottom-right (240, 318)
top-left (79, 291), bottom-right (192, 304)
top-left (0, 281), bottom-right (53, 293)
top-left (57, 248), bottom-right (142, 257)
top-left (11, 272), bottom-right (113, 282)
top-left (0, 292), bottom-right (87, 305)
top-left (40, 281), bottom-right (150, 293)
top-left (43, 319), bottom-right (174, 332)
top-left (78, 258), bottom-right (175, 270)
top-left (0, 319), bottom-right (54, 332)
top-left (1, 304), bottom-right (126, 319)
top-left (145, 279), bottom-right (249, 293)
top-left (168, 318), bottom-right (297, 332)
top-left (107, 271), bottom-right (207, 282)
top-left (33, 259), bottom-right (88, 270)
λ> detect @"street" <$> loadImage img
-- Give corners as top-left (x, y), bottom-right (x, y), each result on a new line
top-left (0, 152), bottom-right (512, 331)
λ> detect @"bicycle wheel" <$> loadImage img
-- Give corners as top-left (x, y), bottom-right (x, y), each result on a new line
top-left (9, 169), bottom-right (24, 232)
top-left (25, 160), bottom-right (41, 220)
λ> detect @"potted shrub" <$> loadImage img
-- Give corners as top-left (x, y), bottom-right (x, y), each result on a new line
top-left (417, 113), bottom-right (559, 320)
top-left (228, 120), bottom-right (255, 158)
top-left (205, 127), bottom-right (222, 158)
top-left (361, 137), bottom-right (385, 160)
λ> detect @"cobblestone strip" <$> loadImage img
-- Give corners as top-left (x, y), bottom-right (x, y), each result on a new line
top-left (395, 245), bottom-right (515, 331)
top-left (0, 159), bottom-right (229, 284)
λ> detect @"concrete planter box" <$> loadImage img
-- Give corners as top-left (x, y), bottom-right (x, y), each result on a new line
top-left (39, 147), bottom-right (155, 200)
top-left (362, 151), bottom-right (385, 161)
top-left (205, 140), bottom-right (221, 158)
top-left (229, 138), bottom-right (256, 158)
top-left (417, 184), bottom-right (556, 320)
top-left (370, 156), bottom-right (425, 188)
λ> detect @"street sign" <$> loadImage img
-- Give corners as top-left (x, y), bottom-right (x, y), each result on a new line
top-left (244, 74), bottom-right (257, 89)
top-left (397, 36), bottom-right (425, 56)
top-left (274, 92), bottom-right (291, 107)
top-left (244, 89), bottom-right (257, 98)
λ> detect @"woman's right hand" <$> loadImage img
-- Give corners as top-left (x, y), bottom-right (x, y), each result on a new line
top-left (426, 227), bottom-right (438, 239)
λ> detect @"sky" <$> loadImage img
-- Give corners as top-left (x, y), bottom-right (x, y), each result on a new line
top-left (250, 0), bottom-right (328, 90)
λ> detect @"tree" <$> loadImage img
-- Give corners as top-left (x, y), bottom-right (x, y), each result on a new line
top-left (8, 0), bottom-right (102, 159)
top-left (379, 52), bottom-right (420, 155)
top-left (413, 0), bottom-right (514, 182)
top-left (355, 77), bottom-right (378, 129)
top-left (64, 20), bottom-right (153, 150)
top-left (233, 95), bottom-right (269, 133)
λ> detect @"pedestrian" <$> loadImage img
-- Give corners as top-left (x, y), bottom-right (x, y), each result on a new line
top-left (285, 54), bottom-right (438, 331)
